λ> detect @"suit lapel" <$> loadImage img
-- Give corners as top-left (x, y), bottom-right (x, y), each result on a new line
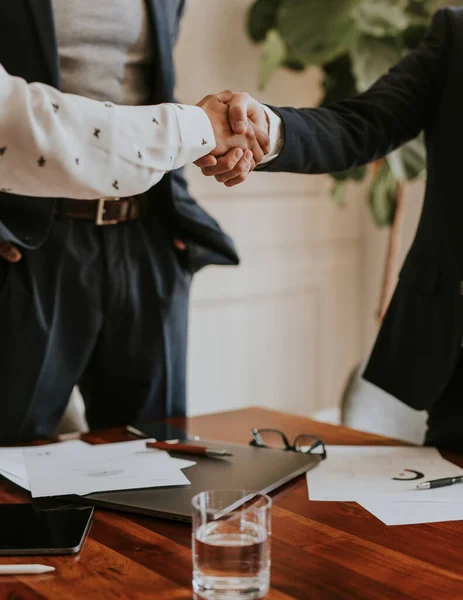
top-left (25, 0), bottom-right (60, 87)
top-left (146, 0), bottom-right (175, 102)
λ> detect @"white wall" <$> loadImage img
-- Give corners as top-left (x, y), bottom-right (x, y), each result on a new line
top-left (175, 0), bottom-right (370, 417)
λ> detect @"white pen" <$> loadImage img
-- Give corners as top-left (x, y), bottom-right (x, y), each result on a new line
top-left (0, 564), bottom-right (55, 575)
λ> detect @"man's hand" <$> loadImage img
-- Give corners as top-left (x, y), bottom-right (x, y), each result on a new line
top-left (195, 91), bottom-right (269, 187)
top-left (196, 91), bottom-right (269, 187)
top-left (0, 242), bottom-right (21, 262)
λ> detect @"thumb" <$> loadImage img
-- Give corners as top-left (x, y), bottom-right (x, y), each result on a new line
top-left (255, 126), bottom-right (270, 157)
top-left (0, 242), bottom-right (22, 263)
top-left (228, 93), bottom-right (250, 135)
top-left (215, 90), bottom-right (234, 104)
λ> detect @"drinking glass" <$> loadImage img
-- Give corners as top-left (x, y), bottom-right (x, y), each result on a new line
top-left (192, 490), bottom-right (272, 600)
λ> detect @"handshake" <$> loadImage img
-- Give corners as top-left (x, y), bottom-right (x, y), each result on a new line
top-left (195, 91), bottom-right (270, 188)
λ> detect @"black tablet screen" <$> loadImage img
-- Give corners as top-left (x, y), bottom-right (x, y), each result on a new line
top-left (0, 504), bottom-right (93, 554)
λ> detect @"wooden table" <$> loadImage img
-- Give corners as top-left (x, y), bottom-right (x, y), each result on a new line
top-left (1, 407), bottom-right (463, 599)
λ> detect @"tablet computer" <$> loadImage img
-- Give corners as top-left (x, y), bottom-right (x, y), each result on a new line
top-left (0, 504), bottom-right (93, 555)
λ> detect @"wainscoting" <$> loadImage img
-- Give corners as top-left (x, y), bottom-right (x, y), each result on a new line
top-left (174, 0), bottom-right (423, 419)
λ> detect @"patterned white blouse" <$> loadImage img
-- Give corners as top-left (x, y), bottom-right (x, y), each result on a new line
top-left (0, 64), bottom-right (215, 200)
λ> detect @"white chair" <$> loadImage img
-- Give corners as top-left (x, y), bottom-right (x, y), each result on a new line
top-left (339, 361), bottom-right (427, 444)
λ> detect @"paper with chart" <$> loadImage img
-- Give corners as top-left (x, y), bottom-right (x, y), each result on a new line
top-left (307, 446), bottom-right (463, 502)
top-left (20, 438), bottom-right (194, 498)
top-left (0, 440), bottom-right (92, 491)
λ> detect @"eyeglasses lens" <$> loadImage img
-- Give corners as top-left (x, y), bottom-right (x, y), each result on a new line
top-left (257, 430), bottom-right (287, 449)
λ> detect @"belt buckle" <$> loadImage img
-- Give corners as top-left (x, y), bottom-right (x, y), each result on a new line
top-left (96, 197), bottom-right (120, 226)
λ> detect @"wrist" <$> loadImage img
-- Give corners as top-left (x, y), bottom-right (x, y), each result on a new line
top-left (264, 107), bottom-right (270, 137)
top-left (197, 105), bottom-right (225, 155)
top-left (260, 105), bottom-right (284, 163)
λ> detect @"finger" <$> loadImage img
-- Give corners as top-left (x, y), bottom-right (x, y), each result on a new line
top-left (250, 139), bottom-right (265, 165)
top-left (0, 242), bottom-right (22, 262)
top-left (173, 239), bottom-right (187, 251)
top-left (223, 159), bottom-right (254, 187)
top-left (255, 126), bottom-right (271, 157)
top-left (215, 150), bottom-right (253, 183)
top-left (194, 155), bottom-right (217, 168)
top-left (200, 148), bottom-right (243, 177)
top-left (0, 242), bottom-right (22, 263)
top-left (215, 90), bottom-right (234, 104)
top-left (228, 93), bottom-right (250, 135)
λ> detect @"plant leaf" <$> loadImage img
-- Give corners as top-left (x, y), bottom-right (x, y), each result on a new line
top-left (385, 150), bottom-right (406, 181)
top-left (399, 135), bottom-right (427, 179)
top-left (258, 29), bottom-right (287, 89)
top-left (283, 58), bottom-right (306, 71)
top-left (434, 0), bottom-right (463, 10)
top-left (321, 54), bottom-right (358, 105)
top-left (402, 23), bottom-right (429, 49)
top-left (405, 0), bottom-right (434, 33)
top-left (406, 0), bottom-right (433, 18)
top-left (353, 0), bottom-right (410, 37)
top-left (331, 165), bottom-right (367, 182)
top-left (247, 0), bottom-right (282, 43)
top-left (277, 0), bottom-right (362, 66)
top-left (386, 135), bottom-right (426, 181)
top-left (369, 161), bottom-right (397, 226)
top-left (351, 35), bottom-right (403, 92)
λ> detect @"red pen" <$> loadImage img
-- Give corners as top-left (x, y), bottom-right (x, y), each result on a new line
top-left (145, 441), bottom-right (232, 457)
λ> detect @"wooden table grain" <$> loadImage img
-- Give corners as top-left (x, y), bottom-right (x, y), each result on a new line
top-left (1, 407), bottom-right (462, 600)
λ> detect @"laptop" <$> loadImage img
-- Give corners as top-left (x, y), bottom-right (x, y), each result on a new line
top-left (78, 439), bottom-right (321, 522)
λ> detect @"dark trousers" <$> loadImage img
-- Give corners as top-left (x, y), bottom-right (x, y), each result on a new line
top-left (425, 350), bottom-right (463, 452)
top-left (0, 213), bottom-right (191, 444)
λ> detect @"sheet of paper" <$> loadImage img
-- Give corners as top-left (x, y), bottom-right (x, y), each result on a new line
top-left (0, 448), bottom-right (28, 482)
top-left (358, 500), bottom-right (463, 526)
top-left (85, 439), bottom-right (196, 468)
top-left (307, 446), bottom-right (463, 502)
top-left (0, 468), bottom-right (30, 491)
top-left (0, 440), bottom-right (91, 491)
top-left (87, 439), bottom-right (152, 457)
top-left (23, 438), bottom-right (191, 498)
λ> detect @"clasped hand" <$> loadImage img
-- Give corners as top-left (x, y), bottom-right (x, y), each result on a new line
top-left (0, 91), bottom-right (265, 264)
top-left (196, 91), bottom-right (269, 187)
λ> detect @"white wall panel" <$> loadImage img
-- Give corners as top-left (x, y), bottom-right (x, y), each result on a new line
top-left (175, 1), bottom-right (365, 417)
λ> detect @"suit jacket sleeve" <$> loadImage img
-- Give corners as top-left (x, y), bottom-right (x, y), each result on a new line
top-left (0, 64), bottom-right (215, 199)
top-left (263, 9), bottom-right (448, 175)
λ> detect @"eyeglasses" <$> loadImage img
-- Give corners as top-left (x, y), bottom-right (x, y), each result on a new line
top-left (249, 428), bottom-right (327, 460)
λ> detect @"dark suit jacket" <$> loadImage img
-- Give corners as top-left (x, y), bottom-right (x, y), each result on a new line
top-left (0, 0), bottom-right (239, 274)
top-left (264, 7), bottom-right (463, 411)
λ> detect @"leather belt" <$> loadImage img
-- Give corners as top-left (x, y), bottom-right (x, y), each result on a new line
top-left (58, 194), bottom-right (151, 225)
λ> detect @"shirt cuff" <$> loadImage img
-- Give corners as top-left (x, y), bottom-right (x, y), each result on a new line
top-left (172, 104), bottom-right (216, 169)
top-left (260, 104), bottom-right (284, 165)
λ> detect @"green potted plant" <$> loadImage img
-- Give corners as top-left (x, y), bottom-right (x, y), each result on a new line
top-left (247, 0), bottom-right (459, 320)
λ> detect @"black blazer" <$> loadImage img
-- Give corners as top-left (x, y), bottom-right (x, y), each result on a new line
top-left (265, 7), bottom-right (463, 411)
top-left (0, 0), bottom-right (239, 273)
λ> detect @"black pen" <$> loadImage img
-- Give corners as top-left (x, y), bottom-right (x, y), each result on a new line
top-left (416, 475), bottom-right (463, 490)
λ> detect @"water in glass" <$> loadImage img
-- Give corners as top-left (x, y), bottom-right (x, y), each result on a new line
top-left (192, 491), bottom-right (271, 600)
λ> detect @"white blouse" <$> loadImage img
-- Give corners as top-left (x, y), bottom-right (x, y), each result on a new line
top-left (0, 64), bottom-right (215, 200)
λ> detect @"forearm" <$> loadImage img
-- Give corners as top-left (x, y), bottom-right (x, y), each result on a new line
top-left (262, 101), bottom-right (408, 175)
top-left (262, 9), bottom-right (448, 176)
top-left (0, 65), bottom-right (215, 199)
